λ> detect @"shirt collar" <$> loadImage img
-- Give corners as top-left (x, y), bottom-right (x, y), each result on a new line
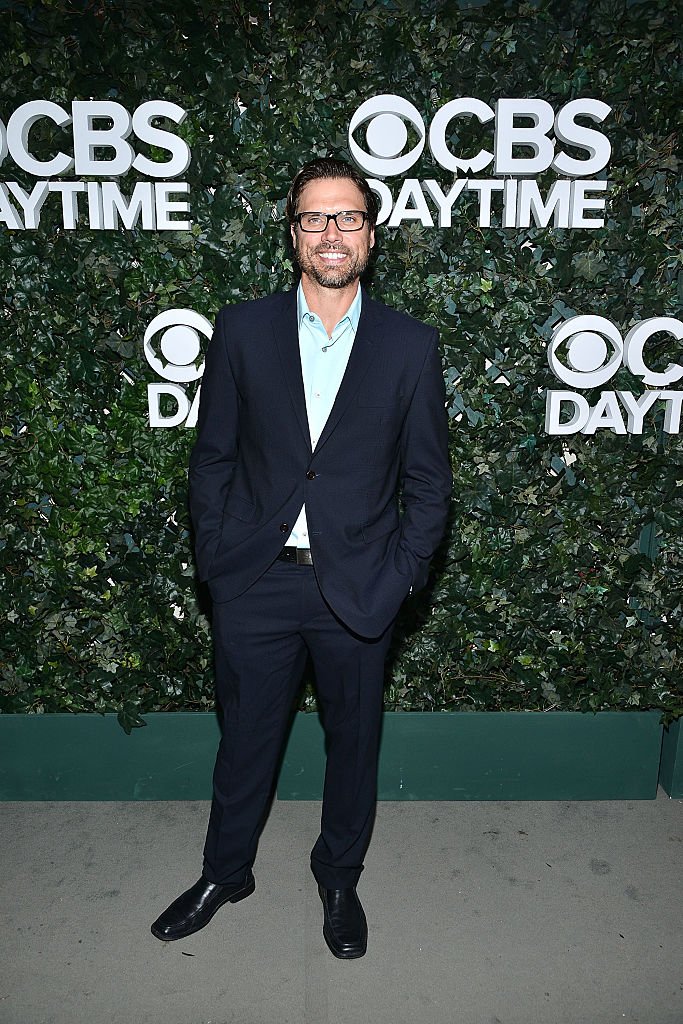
top-left (297, 281), bottom-right (362, 333)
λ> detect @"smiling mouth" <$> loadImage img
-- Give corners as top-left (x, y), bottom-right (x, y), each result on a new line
top-left (315, 248), bottom-right (350, 262)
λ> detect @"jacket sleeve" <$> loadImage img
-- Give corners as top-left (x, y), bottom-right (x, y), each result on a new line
top-left (397, 329), bottom-right (452, 592)
top-left (188, 308), bottom-right (240, 581)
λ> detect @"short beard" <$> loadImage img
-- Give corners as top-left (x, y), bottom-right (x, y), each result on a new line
top-left (294, 240), bottom-right (371, 290)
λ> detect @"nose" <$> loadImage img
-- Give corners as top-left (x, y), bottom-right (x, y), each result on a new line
top-left (321, 214), bottom-right (342, 243)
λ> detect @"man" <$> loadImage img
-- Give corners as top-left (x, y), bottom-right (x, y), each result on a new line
top-left (151, 157), bottom-right (452, 958)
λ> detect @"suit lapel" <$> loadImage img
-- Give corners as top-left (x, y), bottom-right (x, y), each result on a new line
top-left (314, 291), bottom-right (381, 454)
top-left (271, 291), bottom-right (311, 451)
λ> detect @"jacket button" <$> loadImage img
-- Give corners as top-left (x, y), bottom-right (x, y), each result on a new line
top-left (306, 470), bottom-right (316, 480)
top-left (279, 523), bottom-right (289, 533)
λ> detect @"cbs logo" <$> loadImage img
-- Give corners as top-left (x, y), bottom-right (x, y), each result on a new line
top-left (0, 99), bottom-right (190, 178)
top-left (545, 315), bottom-right (683, 435)
top-left (349, 96), bottom-right (427, 177)
top-left (143, 309), bottom-right (212, 428)
top-left (348, 93), bottom-right (611, 178)
top-left (548, 316), bottom-right (683, 389)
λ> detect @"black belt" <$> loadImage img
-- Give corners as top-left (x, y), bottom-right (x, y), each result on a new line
top-left (277, 547), bottom-right (314, 566)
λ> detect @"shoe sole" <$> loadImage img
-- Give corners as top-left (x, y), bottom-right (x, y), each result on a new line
top-left (150, 876), bottom-right (255, 942)
top-left (322, 924), bottom-right (367, 959)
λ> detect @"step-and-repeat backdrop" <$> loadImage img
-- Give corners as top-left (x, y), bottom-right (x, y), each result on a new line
top-left (2, 2), bottom-right (680, 722)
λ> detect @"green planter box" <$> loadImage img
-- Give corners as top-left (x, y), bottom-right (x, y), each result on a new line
top-left (0, 712), bottom-right (220, 801)
top-left (278, 710), bottom-right (664, 801)
top-left (0, 710), bottom-right (665, 801)
top-left (659, 719), bottom-right (683, 798)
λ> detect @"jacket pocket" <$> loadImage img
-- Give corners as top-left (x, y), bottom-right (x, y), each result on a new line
top-left (223, 492), bottom-right (256, 523)
top-left (362, 505), bottom-right (399, 543)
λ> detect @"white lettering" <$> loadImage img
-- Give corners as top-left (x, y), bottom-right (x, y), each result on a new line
top-left (148, 384), bottom-right (191, 428)
top-left (517, 179), bottom-right (571, 228)
top-left (616, 390), bottom-right (661, 433)
top-left (660, 391), bottom-right (683, 433)
top-left (552, 99), bottom-right (612, 177)
top-left (131, 101), bottom-right (190, 178)
top-left (502, 179), bottom-right (518, 228)
top-left (387, 178), bottom-right (433, 227)
top-left (72, 100), bottom-right (135, 176)
top-left (48, 181), bottom-right (85, 229)
top-left (422, 178), bottom-right (467, 227)
top-left (155, 182), bottom-right (191, 230)
top-left (494, 98), bottom-right (555, 175)
top-left (545, 391), bottom-right (590, 434)
top-left (5, 181), bottom-right (50, 228)
top-left (545, 389), bottom-right (683, 435)
top-left (582, 391), bottom-right (627, 434)
top-left (568, 180), bottom-right (608, 228)
top-left (6, 100), bottom-right (74, 176)
top-left (185, 385), bottom-right (202, 428)
top-left (624, 317), bottom-right (683, 386)
top-left (467, 179), bottom-right (504, 227)
top-left (101, 181), bottom-right (155, 229)
top-left (87, 181), bottom-right (103, 229)
top-left (0, 183), bottom-right (23, 228)
top-left (367, 178), bottom-right (393, 225)
top-left (428, 98), bottom-right (494, 174)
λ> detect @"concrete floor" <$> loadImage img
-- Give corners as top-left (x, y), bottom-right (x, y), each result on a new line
top-left (1, 792), bottom-right (681, 1024)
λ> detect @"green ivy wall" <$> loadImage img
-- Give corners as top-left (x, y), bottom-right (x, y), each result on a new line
top-left (1, 0), bottom-right (681, 731)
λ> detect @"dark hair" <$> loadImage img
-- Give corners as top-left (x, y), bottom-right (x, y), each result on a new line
top-left (286, 157), bottom-right (379, 229)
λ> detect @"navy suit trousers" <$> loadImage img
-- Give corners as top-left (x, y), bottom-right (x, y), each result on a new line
top-left (202, 558), bottom-right (394, 890)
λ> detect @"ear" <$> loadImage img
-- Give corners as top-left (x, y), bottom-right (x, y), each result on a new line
top-left (290, 224), bottom-right (297, 247)
top-left (369, 225), bottom-right (375, 249)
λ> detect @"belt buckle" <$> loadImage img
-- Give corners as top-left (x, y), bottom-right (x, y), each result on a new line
top-left (296, 548), bottom-right (313, 566)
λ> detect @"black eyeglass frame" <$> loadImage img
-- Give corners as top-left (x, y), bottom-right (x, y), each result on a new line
top-left (294, 210), bottom-right (369, 232)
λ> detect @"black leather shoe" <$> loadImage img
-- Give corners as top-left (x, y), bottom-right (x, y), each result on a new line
top-left (151, 872), bottom-right (255, 941)
top-left (318, 884), bottom-right (368, 959)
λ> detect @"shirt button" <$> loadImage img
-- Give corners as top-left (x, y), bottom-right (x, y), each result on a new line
top-left (279, 523), bottom-right (289, 533)
top-left (306, 470), bottom-right (316, 480)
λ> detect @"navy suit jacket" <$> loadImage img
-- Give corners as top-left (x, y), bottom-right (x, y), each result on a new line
top-left (188, 287), bottom-right (452, 637)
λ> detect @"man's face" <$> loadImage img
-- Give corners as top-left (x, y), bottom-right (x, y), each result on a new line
top-left (291, 178), bottom-right (375, 290)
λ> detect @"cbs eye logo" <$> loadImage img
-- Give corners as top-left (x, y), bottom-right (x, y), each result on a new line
top-left (143, 309), bottom-right (212, 428)
top-left (348, 95), bottom-right (426, 177)
top-left (545, 315), bottom-right (683, 436)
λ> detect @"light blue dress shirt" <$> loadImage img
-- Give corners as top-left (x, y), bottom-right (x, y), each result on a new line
top-left (285, 282), bottom-right (362, 548)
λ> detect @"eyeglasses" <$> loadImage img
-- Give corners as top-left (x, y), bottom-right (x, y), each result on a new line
top-left (295, 210), bottom-right (368, 232)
